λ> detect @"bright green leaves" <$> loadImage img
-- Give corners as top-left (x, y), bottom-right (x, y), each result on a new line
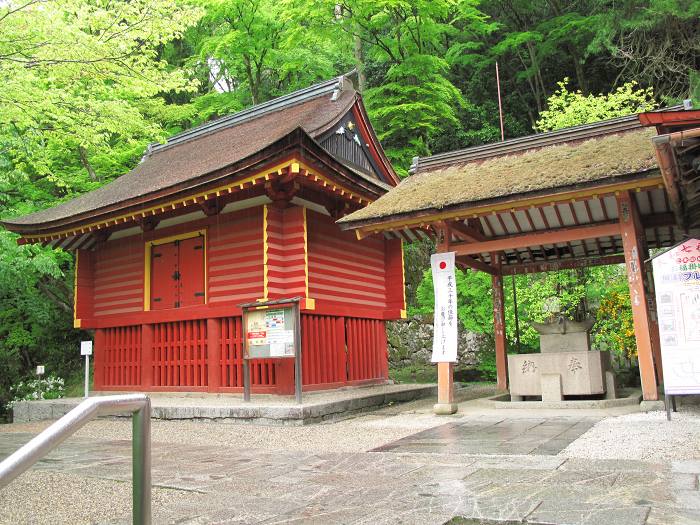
top-left (0, 0), bottom-right (203, 200)
top-left (318, 0), bottom-right (492, 174)
top-left (0, 0), bottom-right (204, 415)
top-left (192, 0), bottom-right (349, 110)
top-left (535, 79), bottom-right (657, 132)
top-left (413, 263), bottom-right (632, 356)
top-left (366, 55), bottom-right (465, 175)
top-left (412, 268), bottom-right (495, 336)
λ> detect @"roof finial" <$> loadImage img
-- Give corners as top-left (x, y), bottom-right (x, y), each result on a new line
top-left (409, 156), bottom-right (420, 175)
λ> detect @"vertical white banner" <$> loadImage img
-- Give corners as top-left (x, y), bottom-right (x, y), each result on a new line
top-left (431, 252), bottom-right (458, 363)
top-left (652, 239), bottom-right (700, 395)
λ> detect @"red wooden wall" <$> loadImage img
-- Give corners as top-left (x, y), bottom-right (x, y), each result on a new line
top-left (93, 240), bottom-right (143, 317)
top-left (82, 202), bottom-right (402, 393)
top-left (266, 206), bottom-right (307, 299)
top-left (307, 210), bottom-right (389, 310)
top-left (207, 208), bottom-right (264, 305)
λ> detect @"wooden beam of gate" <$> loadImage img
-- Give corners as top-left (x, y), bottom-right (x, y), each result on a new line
top-left (456, 255), bottom-right (498, 275)
top-left (501, 254), bottom-right (625, 275)
top-left (450, 221), bottom-right (621, 256)
top-left (449, 221), bottom-right (486, 242)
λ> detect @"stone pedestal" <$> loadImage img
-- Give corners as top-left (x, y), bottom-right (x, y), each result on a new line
top-left (541, 374), bottom-right (563, 402)
top-left (433, 403), bottom-right (458, 415)
top-left (508, 350), bottom-right (612, 398)
top-left (508, 317), bottom-right (615, 401)
top-left (531, 318), bottom-right (594, 353)
top-left (604, 370), bottom-right (618, 400)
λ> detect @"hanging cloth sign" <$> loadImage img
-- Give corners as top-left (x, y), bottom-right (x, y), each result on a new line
top-left (431, 252), bottom-right (458, 363)
top-left (652, 238), bottom-right (700, 395)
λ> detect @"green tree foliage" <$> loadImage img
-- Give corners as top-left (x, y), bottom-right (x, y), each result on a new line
top-left (0, 232), bottom-right (75, 413)
top-left (413, 265), bottom-right (630, 359)
top-left (413, 268), bottom-right (494, 335)
top-left (0, 0), bottom-right (202, 205)
top-left (191, 0), bottom-right (351, 118)
top-left (1, 0), bottom-right (696, 405)
top-left (294, 0), bottom-right (497, 174)
top-left (0, 0), bottom-right (203, 416)
top-left (590, 0), bottom-right (700, 101)
top-left (535, 79), bottom-right (657, 132)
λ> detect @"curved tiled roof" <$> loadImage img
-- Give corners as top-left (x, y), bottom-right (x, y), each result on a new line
top-left (4, 80), bottom-right (360, 228)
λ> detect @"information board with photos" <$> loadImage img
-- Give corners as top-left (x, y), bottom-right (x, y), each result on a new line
top-left (244, 307), bottom-right (296, 358)
top-left (652, 239), bottom-right (700, 395)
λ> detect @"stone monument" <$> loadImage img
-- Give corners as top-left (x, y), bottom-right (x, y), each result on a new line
top-left (508, 315), bottom-right (616, 402)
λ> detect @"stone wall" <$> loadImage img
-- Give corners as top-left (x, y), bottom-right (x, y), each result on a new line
top-left (386, 316), bottom-right (486, 368)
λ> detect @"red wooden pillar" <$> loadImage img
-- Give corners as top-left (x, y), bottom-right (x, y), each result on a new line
top-left (491, 252), bottom-right (508, 392)
top-left (385, 238), bottom-right (406, 317)
top-left (645, 271), bottom-right (663, 383)
top-left (93, 328), bottom-right (105, 390)
top-left (141, 324), bottom-right (153, 389)
top-left (617, 191), bottom-right (659, 401)
top-left (207, 318), bottom-right (221, 392)
top-left (641, 237), bottom-right (663, 383)
top-left (335, 316), bottom-right (347, 383)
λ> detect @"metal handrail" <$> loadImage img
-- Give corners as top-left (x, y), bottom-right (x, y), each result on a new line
top-left (0, 394), bottom-right (151, 524)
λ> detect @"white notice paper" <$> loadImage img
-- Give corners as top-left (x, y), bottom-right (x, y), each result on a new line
top-left (431, 252), bottom-right (458, 363)
top-left (269, 342), bottom-right (286, 357)
top-left (81, 341), bottom-right (93, 356)
top-left (653, 239), bottom-right (700, 394)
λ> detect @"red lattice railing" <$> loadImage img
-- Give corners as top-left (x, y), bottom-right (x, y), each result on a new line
top-left (346, 317), bottom-right (388, 382)
top-left (95, 315), bottom-right (387, 392)
top-left (152, 320), bottom-right (208, 387)
top-left (302, 314), bottom-right (346, 386)
top-left (101, 326), bottom-right (142, 387)
top-left (220, 317), bottom-right (276, 388)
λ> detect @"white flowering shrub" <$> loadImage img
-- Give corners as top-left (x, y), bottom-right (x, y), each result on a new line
top-left (5, 375), bottom-right (65, 410)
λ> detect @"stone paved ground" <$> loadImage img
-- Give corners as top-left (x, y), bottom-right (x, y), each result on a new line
top-left (373, 417), bottom-right (598, 455)
top-left (1, 388), bottom-right (699, 524)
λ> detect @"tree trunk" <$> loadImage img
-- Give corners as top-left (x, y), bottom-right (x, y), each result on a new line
top-left (353, 35), bottom-right (366, 93)
top-left (78, 146), bottom-right (98, 182)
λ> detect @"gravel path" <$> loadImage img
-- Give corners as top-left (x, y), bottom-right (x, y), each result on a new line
top-left (0, 470), bottom-right (201, 525)
top-left (561, 404), bottom-right (700, 462)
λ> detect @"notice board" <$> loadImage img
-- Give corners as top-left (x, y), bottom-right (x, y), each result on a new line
top-left (652, 239), bottom-right (700, 395)
top-left (244, 307), bottom-right (296, 359)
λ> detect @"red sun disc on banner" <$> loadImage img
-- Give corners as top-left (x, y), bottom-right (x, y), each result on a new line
top-left (439, 261), bottom-right (447, 270)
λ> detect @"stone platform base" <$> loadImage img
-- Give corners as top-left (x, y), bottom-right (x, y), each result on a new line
top-left (433, 402), bottom-right (458, 415)
top-left (11, 384), bottom-right (437, 426)
top-left (484, 388), bottom-right (642, 409)
top-left (640, 400), bottom-right (666, 412)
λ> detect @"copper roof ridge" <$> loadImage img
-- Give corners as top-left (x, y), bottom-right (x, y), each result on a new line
top-left (304, 91), bottom-right (358, 137)
top-left (147, 75), bottom-right (349, 155)
top-left (411, 106), bottom-right (684, 175)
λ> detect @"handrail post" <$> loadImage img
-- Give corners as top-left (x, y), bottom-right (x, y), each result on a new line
top-left (132, 397), bottom-right (151, 525)
top-left (0, 394), bottom-right (151, 524)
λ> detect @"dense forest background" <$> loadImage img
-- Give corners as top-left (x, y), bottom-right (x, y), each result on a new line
top-left (1, 0), bottom-right (699, 407)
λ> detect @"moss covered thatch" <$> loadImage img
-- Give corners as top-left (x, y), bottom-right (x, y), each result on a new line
top-left (340, 128), bottom-right (658, 225)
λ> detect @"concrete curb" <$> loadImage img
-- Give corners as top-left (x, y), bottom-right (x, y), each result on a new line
top-left (482, 389), bottom-right (643, 409)
top-left (12, 384), bottom-right (437, 425)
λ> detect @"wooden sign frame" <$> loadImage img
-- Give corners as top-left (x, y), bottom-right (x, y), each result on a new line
top-left (240, 297), bottom-right (303, 404)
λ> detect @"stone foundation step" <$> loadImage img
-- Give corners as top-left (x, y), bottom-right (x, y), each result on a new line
top-left (11, 383), bottom-right (437, 425)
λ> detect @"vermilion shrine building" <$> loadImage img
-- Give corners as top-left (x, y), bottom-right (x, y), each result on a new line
top-left (2, 76), bottom-right (407, 394)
